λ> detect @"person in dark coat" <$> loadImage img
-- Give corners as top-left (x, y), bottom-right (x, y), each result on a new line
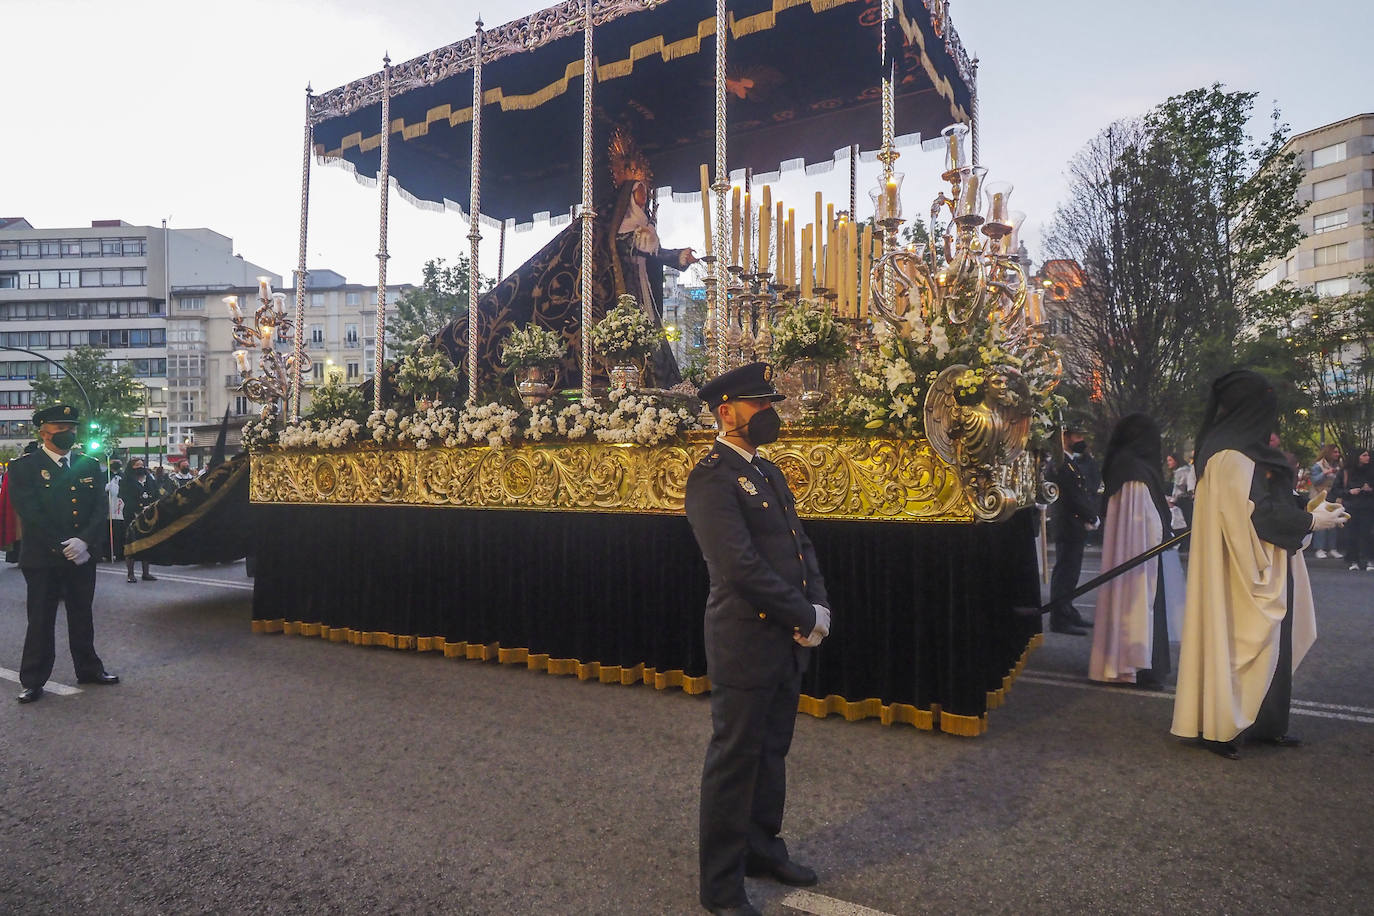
top-left (1048, 428), bottom-right (1101, 634)
top-left (119, 457), bottom-right (160, 582)
top-left (685, 362), bottom-right (830, 916)
top-left (9, 404), bottom-right (118, 703)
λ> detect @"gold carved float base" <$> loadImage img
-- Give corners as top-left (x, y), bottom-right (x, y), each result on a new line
top-left (250, 430), bottom-right (1040, 522)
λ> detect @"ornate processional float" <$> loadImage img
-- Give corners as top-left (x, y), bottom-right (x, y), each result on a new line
top-left (225, 0), bottom-right (1064, 736)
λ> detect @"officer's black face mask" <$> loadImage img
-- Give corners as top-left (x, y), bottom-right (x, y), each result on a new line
top-left (1070, 440), bottom-right (1088, 455)
top-left (50, 430), bottom-right (77, 451)
top-left (741, 406), bottom-right (781, 447)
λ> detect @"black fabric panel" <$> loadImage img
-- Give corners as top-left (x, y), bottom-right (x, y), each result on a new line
top-left (251, 504), bottom-right (1037, 720)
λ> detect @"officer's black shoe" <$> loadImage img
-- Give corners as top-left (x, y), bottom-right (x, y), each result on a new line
top-left (705, 904), bottom-right (762, 916)
top-left (1070, 612), bottom-right (1094, 628)
top-left (745, 857), bottom-right (818, 887)
top-left (127, 575), bottom-right (137, 583)
top-left (142, 573), bottom-right (157, 581)
top-left (17, 686), bottom-right (43, 704)
top-left (77, 672), bottom-right (119, 685)
top-left (1048, 620), bottom-right (1087, 636)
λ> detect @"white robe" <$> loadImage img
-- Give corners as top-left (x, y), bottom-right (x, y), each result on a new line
top-left (1170, 450), bottom-right (1316, 742)
top-left (1088, 482), bottom-right (1182, 683)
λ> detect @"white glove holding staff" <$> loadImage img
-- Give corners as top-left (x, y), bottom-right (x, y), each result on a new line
top-left (1310, 502), bottom-right (1350, 532)
top-left (795, 604), bottom-right (831, 647)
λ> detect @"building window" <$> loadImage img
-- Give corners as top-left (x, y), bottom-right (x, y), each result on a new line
top-left (1314, 243), bottom-right (1346, 267)
top-left (233, 395), bottom-right (251, 416)
top-left (179, 296), bottom-right (205, 310)
top-left (1312, 176), bottom-right (1346, 201)
top-left (310, 324), bottom-right (323, 344)
top-left (346, 291), bottom-right (362, 306)
top-left (346, 361), bottom-right (360, 379)
top-left (0, 274), bottom-right (13, 289)
top-left (1311, 141), bottom-right (1346, 169)
top-left (312, 361), bottom-right (324, 382)
top-left (1315, 277), bottom-right (1350, 297)
top-left (1313, 210), bottom-right (1349, 234)
top-left (344, 323), bottom-right (359, 347)
top-left (310, 293), bottom-right (325, 307)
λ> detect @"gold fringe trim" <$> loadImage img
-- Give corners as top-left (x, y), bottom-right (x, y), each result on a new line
top-left (938, 710), bottom-right (986, 737)
top-left (985, 632), bottom-right (1043, 711)
top-left (251, 617), bottom-right (1035, 736)
top-left (324, 0), bottom-right (922, 162)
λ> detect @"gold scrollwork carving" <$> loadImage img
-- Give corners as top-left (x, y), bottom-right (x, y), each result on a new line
top-left (250, 432), bottom-right (1038, 522)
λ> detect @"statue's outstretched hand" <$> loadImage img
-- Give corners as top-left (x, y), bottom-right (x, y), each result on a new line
top-left (679, 248), bottom-right (699, 267)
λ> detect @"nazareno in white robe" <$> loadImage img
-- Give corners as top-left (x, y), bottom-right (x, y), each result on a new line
top-left (1088, 481), bottom-right (1183, 683)
top-left (1170, 450), bottom-right (1316, 743)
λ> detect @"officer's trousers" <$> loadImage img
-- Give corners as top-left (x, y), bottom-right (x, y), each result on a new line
top-left (20, 562), bottom-right (102, 688)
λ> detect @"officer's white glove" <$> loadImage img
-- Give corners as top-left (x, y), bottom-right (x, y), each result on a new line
top-left (811, 604), bottom-right (831, 638)
top-left (1300, 533), bottom-right (1312, 552)
top-left (1310, 502), bottom-right (1350, 532)
top-left (72, 547), bottom-right (91, 566)
top-left (61, 538), bottom-right (87, 561)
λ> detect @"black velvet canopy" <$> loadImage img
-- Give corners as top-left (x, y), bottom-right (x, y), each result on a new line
top-left (310, 0), bottom-right (974, 226)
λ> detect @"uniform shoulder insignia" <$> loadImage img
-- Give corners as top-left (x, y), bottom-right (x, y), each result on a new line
top-left (699, 451), bottom-right (722, 467)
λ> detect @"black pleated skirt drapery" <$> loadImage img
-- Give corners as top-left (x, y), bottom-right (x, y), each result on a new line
top-left (251, 504), bottom-right (1041, 731)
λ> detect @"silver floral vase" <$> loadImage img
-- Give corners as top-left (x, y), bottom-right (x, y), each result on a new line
top-left (608, 361), bottom-right (641, 390)
top-left (796, 358), bottom-right (829, 416)
top-left (516, 365), bottom-right (554, 407)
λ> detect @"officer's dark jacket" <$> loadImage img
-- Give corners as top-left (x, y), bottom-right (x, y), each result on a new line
top-left (118, 472), bottom-right (162, 523)
top-left (7, 450), bottom-right (107, 568)
top-left (1051, 452), bottom-right (1100, 532)
top-left (685, 443), bottom-right (829, 689)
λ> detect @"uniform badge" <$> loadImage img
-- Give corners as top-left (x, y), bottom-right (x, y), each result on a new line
top-left (737, 476), bottom-right (758, 496)
top-left (80, 477), bottom-right (94, 484)
top-left (40, 469), bottom-right (50, 481)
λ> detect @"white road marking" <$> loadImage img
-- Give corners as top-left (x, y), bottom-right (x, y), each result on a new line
top-left (0, 666), bottom-right (81, 695)
top-left (1019, 670), bottom-right (1374, 724)
top-left (96, 567), bottom-right (254, 591)
top-left (778, 889), bottom-right (897, 916)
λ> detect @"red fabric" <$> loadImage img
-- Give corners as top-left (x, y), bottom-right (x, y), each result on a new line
top-left (0, 471), bottom-right (19, 548)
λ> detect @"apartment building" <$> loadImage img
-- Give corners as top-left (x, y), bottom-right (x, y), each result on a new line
top-left (0, 219), bottom-right (279, 460)
top-left (1258, 113), bottom-right (1374, 298)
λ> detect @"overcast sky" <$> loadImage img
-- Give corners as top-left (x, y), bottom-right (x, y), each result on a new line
top-left (5, 0), bottom-right (1369, 288)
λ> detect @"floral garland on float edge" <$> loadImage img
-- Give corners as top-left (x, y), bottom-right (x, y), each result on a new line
top-left (241, 299), bottom-right (1063, 453)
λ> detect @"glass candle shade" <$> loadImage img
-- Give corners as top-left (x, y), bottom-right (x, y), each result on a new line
top-left (1004, 210), bottom-right (1027, 256)
top-left (981, 181), bottom-right (1014, 238)
top-left (941, 123), bottom-right (970, 178)
top-left (952, 166), bottom-right (987, 227)
top-left (870, 172), bottom-right (904, 221)
top-left (223, 295), bottom-right (242, 323)
top-left (233, 349), bottom-right (251, 376)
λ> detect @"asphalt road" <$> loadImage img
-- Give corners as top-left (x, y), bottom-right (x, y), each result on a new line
top-left (1, 551), bottom-right (1372, 915)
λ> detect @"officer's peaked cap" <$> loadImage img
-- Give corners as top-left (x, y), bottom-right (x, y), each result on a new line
top-left (33, 403), bottom-right (80, 425)
top-left (697, 362), bottom-right (785, 410)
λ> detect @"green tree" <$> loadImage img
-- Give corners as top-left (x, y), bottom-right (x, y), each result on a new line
top-left (29, 345), bottom-right (143, 455)
top-left (387, 257), bottom-right (493, 351)
top-left (1245, 270), bottom-right (1374, 456)
top-left (1045, 85), bottom-right (1307, 443)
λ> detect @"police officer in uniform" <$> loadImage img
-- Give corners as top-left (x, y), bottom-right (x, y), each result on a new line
top-left (10, 404), bottom-right (118, 703)
top-left (1049, 428), bottom-right (1101, 634)
top-left (685, 362), bottom-right (831, 916)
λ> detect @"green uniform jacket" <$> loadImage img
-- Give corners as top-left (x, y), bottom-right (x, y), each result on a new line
top-left (7, 450), bottom-right (107, 568)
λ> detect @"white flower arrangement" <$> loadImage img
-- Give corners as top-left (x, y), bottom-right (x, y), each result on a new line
top-left (501, 324), bottom-right (566, 369)
top-left (394, 339), bottom-right (461, 399)
top-left (589, 294), bottom-right (663, 363)
top-left (590, 388), bottom-right (701, 446)
top-left (241, 405), bottom-right (280, 451)
top-left (277, 417), bottom-right (363, 449)
top-left (769, 299), bottom-right (851, 369)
